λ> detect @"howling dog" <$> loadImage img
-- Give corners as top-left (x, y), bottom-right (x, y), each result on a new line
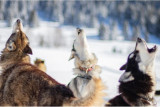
top-left (106, 38), bottom-right (157, 106)
top-left (67, 28), bottom-right (106, 106)
top-left (34, 58), bottom-right (46, 72)
top-left (0, 19), bottom-right (74, 106)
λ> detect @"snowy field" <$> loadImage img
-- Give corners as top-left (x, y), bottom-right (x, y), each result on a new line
top-left (0, 21), bottom-right (160, 105)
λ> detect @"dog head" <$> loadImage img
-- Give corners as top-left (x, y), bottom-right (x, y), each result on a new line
top-left (119, 37), bottom-right (157, 83)
top-left (34, 58), bottom-right (45, 65)
top-left (0, 19), bottom-right (32, 66)
top-left (34, 58), bottom-right (46, 72)
top-left (69, 28), bottom-right (100, 78)
top-left (69, 28), bottom-right (93, 61)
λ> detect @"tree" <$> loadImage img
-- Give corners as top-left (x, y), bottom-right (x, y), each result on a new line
top-left (110, 21), bottom-right (119, 40)
top-left (132, 26), bottom-right (140, 41)
top-left (99, 23), bottom-right (110, 40)
top-left (123, 21), bottom-right (129, 40)
top-left (53, 28), bottom-right (66, 47)
top-left (7, 8), bottom-right (14, 27)
top-left (28, 9), bottom-right (39, 27)
top-left (0, 0), bottom-right (5, 20)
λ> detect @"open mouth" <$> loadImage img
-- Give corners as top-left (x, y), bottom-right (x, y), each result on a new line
top-left (148, 45), bottom-right (157, 53)
top-left (136, 37), bottom-right (157, 53)
top-left (16, 19), bottom-right (21, 25)
top-left (137, 37), bottom-right (142, 43)
top-left (77, 28), bottom-right (82, 35)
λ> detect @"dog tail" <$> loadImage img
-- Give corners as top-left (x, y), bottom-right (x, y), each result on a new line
top-left (155, 90), bottom-right (160, 95)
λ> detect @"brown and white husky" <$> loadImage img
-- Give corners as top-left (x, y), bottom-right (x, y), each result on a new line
top-left (67, 28), bottom-right (106, 106)
top-left (0, 19), bottom-right (74, 106)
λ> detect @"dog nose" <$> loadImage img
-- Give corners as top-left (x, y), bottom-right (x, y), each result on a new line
top-left (16, 19), bottom-right (21, 24)
top-left (77, 28), bottom-right (82, 35)
top-left (137, 37), bottom-right (142, 43)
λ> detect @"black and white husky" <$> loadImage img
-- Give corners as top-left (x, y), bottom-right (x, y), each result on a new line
top-left (106, 38), bottom-right (157, 106)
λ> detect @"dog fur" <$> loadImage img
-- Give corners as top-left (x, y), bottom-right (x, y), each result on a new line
top-left (106, 38), bottom-right (157, 106)
top-left (0, 19), bottom-right (74, 106)
top-left (67, 28), bottom-right (106, 106)
top-left (34, 58), bottom-right (46, 72)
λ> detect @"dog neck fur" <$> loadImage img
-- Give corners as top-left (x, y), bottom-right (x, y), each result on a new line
top-left (138, 54), bottom-right (156, 98)
top-left (0, 52), bottom-right (30, 70)
top-left (68, 53), bottom-right (105, 106)
top-left (73, 53), bottom-right (101, 79)
top-left (141, 61), bottom-right (156, 98)
top-left (67, 77), bottom-right (106, 106)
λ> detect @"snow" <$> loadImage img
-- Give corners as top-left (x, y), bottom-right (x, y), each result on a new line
top-left (0, 20), bottom-right (160, 105)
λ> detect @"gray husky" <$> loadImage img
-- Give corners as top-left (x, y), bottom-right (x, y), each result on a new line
top-left (67, 28), bottom-right (106, 106)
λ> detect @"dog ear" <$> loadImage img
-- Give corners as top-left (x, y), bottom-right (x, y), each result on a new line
top-left (69, 40), bottom-right (76, 61)
top-left (119, 71), bottom-right (134, 83)
top-left (6, 40), bottom-right (16, 51)
top-left (120, 63), bottom-right (127, 70)
top-left (24, 44), bottom-right (32, 55)
top-left (69, 51), bottom-right (75, 61)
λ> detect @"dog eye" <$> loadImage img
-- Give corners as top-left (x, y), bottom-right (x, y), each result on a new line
top-left (7, 41), bottom-right (16, 51)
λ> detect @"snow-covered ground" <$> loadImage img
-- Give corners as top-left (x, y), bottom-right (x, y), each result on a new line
top-left (0, 20), bottom-right (160, 105)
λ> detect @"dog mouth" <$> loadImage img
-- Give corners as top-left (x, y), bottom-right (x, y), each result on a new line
top-left (137, 37), bottom-right (142, 43)
top-left (148, 45), bottom-right (157, 53)
top-left (15, 19), bottom-right (21, 29)
top-left (136, 37), bottom-right (157, 53)
top-left (16, 19), bottom-right (21, 25)
top-left (77, 28), bottom-right (82, 35)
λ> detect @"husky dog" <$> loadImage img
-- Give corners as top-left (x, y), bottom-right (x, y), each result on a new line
top-left (106, 38), bottom-right (157, 106)
top-left (0, 19), bottom-right (74, 106)
top-left (67, 28), bottom-right (106, 106)
top-left (34, 58), bottom-right (46, 72)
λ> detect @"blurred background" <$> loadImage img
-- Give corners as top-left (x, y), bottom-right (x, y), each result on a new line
top-left (0, 1), bottom-right (160, 44)
top-left (0, 0), bottom-right (160, 105)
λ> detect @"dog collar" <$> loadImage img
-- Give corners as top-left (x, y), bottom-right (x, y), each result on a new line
top-left (79, 66), bottom-right (93, 73)
top-left (77, 75), bottom-right (92, 80)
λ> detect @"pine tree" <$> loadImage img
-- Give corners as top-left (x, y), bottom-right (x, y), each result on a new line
top-left (28, 9), bottom-right (39, 27)
top-left (99, 23), bottom-right (109, 40)
top-left (53, 28), bottom-right (66, 47)
top-left (0, 0), bottom-right (5, 20)
top-left (123, 21), bottom-right (129, 40)
top-left (144, 29), bottom-right (149, 42)
top-left (132, 26), bottom-right (140, 41)
top-left (110, 21), bottom-right (118, 40)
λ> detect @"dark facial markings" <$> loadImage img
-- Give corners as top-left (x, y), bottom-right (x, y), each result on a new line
top-left (72, 40), bottom-right (76, 52)
top-left (124, 50), bottom-right (140, 72)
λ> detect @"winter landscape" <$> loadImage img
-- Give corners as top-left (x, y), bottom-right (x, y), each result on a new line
top-left (0, 0), bottom-right (160, 105)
